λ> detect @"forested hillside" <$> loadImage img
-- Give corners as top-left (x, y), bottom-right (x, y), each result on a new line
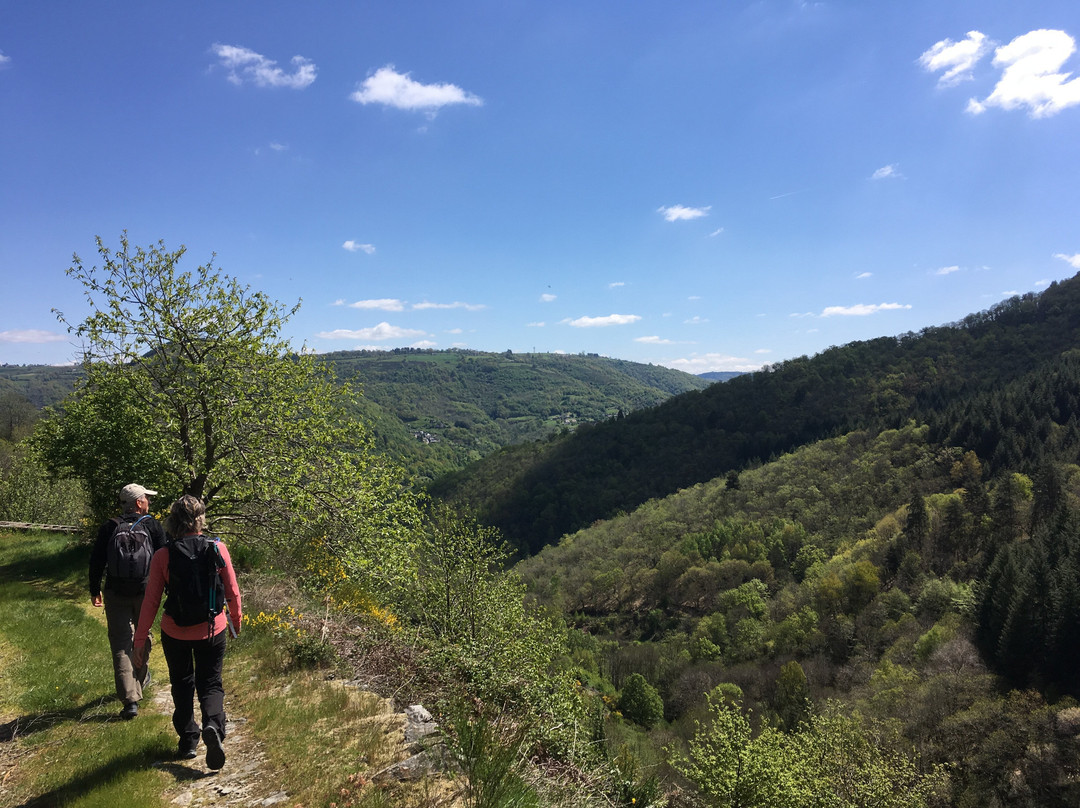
top-left (430, 274), bottom-right (1080, 553)
top-left (322, 348), bottom-right (712, 481)
top-left (0, 349), bottom-right (710, 484)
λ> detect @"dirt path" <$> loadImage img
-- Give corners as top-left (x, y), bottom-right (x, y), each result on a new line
top-left (148, 687), bottom-right (290, 807)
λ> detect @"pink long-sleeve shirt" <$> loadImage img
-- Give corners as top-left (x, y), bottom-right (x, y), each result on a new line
top-left (135, 537), bottom-right (242, 643)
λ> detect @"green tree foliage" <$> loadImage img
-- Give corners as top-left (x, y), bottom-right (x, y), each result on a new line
top-left (0, 442), bottom-right (86, 524)
top-left (773, 661), bottom-right (811, 732)
top-left (618, 673), bottom-right (664, 729)
top-left (438, 276), bottom-right (1080, 553)
top-left (37, 235), bottom-right (414, 579)
top-left (976, 483), bottom-right (1080, 695)
top-left (674, 697), bottom-right (946, 808)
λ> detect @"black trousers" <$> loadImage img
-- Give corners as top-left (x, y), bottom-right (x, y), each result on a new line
top-left (160, 629), bottom-right (227, 746)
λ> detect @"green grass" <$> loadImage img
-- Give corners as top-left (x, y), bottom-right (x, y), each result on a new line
top-left (0, 531), bottom-right (454, 808)
top-left (0, 531), bottom-right (174, 808)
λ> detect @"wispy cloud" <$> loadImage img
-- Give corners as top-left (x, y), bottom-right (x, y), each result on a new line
top-left (856, 272), bottom-right (872, 279)
top-left (635, 336), bottom-right (675, 344)
top-left (0, 329), bottom-right (66, 343)
top-left (412, 301), bottom-right (486, 311)
top-left (709, 227), bottom-right (725, 237)
top-left (1055, 252), bottom-right (1080, 269)
top-left (821, 303), bottom-right (912, 317)
top-left (212, 43), bottom-right (316, 89)
top-left (0, 50), bottom-right (11, 66)
top-left (316, 323), bottom-right (426, 340)
top-left (871, 164), bottom-right (903, 180)
top-left (540, 293), bottom-right (557, 302)
top-left (608, 281), bottom-right (625, 288)
top-left (341, 299), bottom-right (405, 311)
top-left (658, 204), bottom-right (710, 222)
top-left (919, 30), bottom-right (990, 87)
top-left (967, 30), bottom-right (1080, 118)
top-left (685, 316), bottom-right (708, 325)
top-left (343, 240), bottom-right (375, 254)
top-left (936, 265), bottom-right (962, 275)
top-left (666, 352), bottom-right (760, 373)
top-left (350, 65), bottom-right (483, 113)
top-left (564, 314), bottom-right (641, 327)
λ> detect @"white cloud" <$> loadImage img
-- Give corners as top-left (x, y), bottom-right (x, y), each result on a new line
top-left (685, 316), bottom-right (708, 324)
top-left (919, 30), bottom-right (990, 87)
top-left (343, 240), bottom-right (376, 254)
top-left (412, 340), bottom-right (438, 349)
top-left (871, 164), bottom-right (903, 180)
top-left (709, 227), bottom-right (725, 237)
top-left (856, 272), bottom-right (872, 279)
top-left (665, 353), bottom-right (761, 373)
top-left (412, 301), bottom-right (486, 311)
top-left (1055, 252), bottom-right (1080, 268)
top-left (347, 299), bottom-right (405, 311)
top-left (316, 323), bottom-right (426, 341)
top-left (821, 303), bottom-right (912, 317)
top-left (527, 322), bottom-right (546, 327)
top-left (754, 348), bottom-right (772, 355)
top-left (540, 293), bottom-right (557, 302)
top-left (936, 265), bottom-right (962, 275)
top-left (608, 282), bottom-right (625, 288)
top-left (1035, 279), bottom-right (1051, 287)
top-left (0, 329), bottom-right (66, 343)
top-left (350, 65), bottom-right (483, 113)
top-left (635, 336), bottom-right (675, 344)
top-left (269, 142), bottom-right (287, 151)
top-left (0, 50), bottom-right (11, 66)
top-left (658, 204), bottom-right (710, 222)
top-left (212, 43), bottom-right (316, 89)
top-left (967, 30), bottom-right (1080, 118)
top-left (564, 314), bottom-right (641, 327)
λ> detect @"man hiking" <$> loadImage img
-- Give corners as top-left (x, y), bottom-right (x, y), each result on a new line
top-left (89, 483), bottom-right (167, 719)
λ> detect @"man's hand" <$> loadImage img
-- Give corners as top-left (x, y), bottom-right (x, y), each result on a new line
top-left (91, 594), bottom-right (103, 608)
top-left (132, 642), bottom-right (148, 670)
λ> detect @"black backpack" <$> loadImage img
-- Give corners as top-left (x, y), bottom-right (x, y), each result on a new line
top-left (105, 514), bottom-right (155, 595)
top-left (164, 535), bottom-right (227, 631)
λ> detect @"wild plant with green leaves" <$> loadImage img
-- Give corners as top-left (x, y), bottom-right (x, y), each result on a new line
top-left (37, 234), bottom-right (415, 581)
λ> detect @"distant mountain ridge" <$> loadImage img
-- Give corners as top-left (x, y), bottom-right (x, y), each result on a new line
top-left (321, 349), bottom-right (712, 481)
top-left (429, 274), bottom-right (1080, 553)
top-left (2, 350), bottom-right (712, 484)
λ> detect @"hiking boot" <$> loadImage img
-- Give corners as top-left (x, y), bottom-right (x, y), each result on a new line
top-left (120, 701), bottom-right (139, 720)
top-left (202, 726), bottom-right (225, 770)
top-left (177, 742), bottom-right (198, 760)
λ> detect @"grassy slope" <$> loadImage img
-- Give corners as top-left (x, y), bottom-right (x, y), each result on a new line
top-left (0, 532), bottom-right (447, 808)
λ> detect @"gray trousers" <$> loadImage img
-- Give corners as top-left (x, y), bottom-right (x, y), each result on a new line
top-left (103, 590), bottom-right (151, 705)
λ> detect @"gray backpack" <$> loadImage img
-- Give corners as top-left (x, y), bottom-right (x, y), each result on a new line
top-left (106, 515), bottom-right (154, 594)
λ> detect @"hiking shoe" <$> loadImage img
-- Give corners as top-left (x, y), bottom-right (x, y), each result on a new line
top-left (120, 702), bottom-right (139, 720)
top-left (177, 742), bottom-right (198, 760)
top-left (202, 726), bottom-right (225, 770)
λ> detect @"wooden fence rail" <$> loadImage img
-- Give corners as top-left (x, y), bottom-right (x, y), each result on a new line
top-left (0, 521), bottom-right (82, 534)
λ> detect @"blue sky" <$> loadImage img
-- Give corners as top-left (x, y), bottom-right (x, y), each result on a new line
top-left (3, 1), bottom-right (1080, 372)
